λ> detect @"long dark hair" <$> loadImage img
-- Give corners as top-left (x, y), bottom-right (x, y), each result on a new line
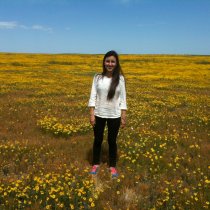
top-left (102, 50), bottom-right (124, 100)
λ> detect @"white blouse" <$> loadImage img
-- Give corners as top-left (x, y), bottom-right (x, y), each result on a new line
top-left (88, 74), bottom-right (127, 118)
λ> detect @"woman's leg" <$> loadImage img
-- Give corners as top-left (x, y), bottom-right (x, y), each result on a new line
top-left (107, 117), bottom-right (121, 167)
top-left (92, 116), bottom-right (106, 165)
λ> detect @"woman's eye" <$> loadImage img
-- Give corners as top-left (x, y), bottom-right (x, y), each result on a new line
top-left (105, 60), bottom-right (116, 64)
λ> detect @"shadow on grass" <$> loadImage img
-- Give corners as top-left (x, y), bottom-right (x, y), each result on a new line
top-left (86, 143), bottom-right (119, 166)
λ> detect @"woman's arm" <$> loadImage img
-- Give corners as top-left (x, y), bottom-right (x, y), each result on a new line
top-left (90, 107), bottom-right (95, 126)
top-left (119, 75), bottom-right (127, 110)
top-left (88, 75), bottom-right (97, 107)
top-left (121, 109), bottom-right (126, 128)
top-left (88, 75), bottom-right (97, 126)
top-left (120, 76), bottom-right (127, 128)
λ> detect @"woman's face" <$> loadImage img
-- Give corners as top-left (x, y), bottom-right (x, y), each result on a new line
top-left (104, 56), bottom-right (117, 74)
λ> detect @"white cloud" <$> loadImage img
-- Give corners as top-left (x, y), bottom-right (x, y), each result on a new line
top-left (0, 0), bottom-right (69, 4)
top-left (0, 21), bottom-right (53, 33)
top-left (0, 21), bottom-right (18, 29)
top-left (32, 24), bottom-right (53, 32)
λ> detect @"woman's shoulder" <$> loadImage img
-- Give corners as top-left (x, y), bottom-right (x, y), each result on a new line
top-left (94, 73), bottom-right (102, 77)
top-left (93, 73), bottom-right (102, 82)
top-left (119, 74), bottom-right (125, 82)
top-left (94, 73), bottom-right (102, 79)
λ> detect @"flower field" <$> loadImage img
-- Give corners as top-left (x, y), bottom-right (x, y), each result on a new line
top-left (0, 53), bottom-right (209, 209)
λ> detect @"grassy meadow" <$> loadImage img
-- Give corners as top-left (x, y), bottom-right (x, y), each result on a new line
top-left (0, 52), bottom-right (209, 209)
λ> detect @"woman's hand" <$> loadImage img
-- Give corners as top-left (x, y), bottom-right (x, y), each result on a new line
top-left (121, 110), bottom-right (126, 128)
top-left (90, 114), bottom-right (95, 126)
top-left (89, 107), bottom-right (95, 126)
top-left (121, 117), bottom-right (126, 128)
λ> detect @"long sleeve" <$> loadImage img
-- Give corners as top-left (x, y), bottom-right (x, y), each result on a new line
top-left (88, 74), bottom-right (127, 118)
top-left (119, 76), bottom-right (127, 110)
top-left (88, 75), bottom-right (97, 107)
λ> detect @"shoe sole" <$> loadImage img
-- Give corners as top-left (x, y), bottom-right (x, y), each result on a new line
top-left (89, 167), bottom-right (99, 175)
top-left (111, 174), bottom-right (118, 178)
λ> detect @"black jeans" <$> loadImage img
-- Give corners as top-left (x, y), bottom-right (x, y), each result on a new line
top-left (93, 116), bottom-right (121, 167)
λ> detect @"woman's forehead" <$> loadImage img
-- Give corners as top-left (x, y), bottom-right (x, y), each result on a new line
top-left (105, 56), bottom-right (116, 61)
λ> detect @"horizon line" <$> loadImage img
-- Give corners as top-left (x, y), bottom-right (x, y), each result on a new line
top-left (0, 51), bottom-right (210, 56)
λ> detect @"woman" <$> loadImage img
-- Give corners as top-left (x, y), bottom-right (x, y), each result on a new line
top-left (88, 50), bottom-right (127, 178)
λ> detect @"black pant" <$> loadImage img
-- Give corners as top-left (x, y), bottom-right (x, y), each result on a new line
top-left (93, 116), bottom-right (121, 167)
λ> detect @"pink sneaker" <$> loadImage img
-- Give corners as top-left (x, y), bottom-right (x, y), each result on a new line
top-left (90, 165), bottom-right (99, 175)
top-left (110, 167), bottom-right (118, 178)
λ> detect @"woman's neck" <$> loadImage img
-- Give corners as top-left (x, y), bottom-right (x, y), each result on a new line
top-left (105, 72), bottom-right (113, 78)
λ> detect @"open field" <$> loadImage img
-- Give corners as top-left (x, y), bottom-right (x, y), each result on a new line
top-left (0, 53), bottom-right (209, 209)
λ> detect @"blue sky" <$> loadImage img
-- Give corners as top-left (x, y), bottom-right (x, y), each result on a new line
top-left (0, 0), bottom-right (210, 54)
